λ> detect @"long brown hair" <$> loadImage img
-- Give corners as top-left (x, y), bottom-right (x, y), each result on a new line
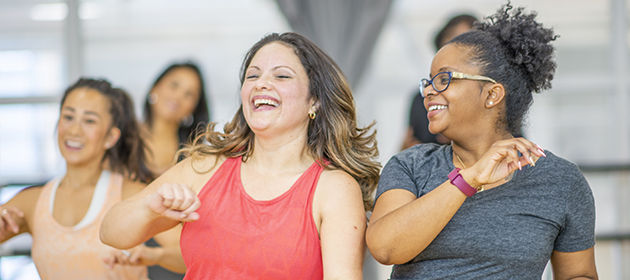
top-left (181, 32), bottom-right (380, 210)
top-left (61, 78), bottom-right (154, 183)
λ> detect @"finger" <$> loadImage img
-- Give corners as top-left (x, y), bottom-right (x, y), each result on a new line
top-left (180, 197), bottom-right (201, 216)
top-left (159, 185), bottom-right (175, 209)
top-left (130, 249), bottom-right (142, 264)
top-left (1, 213), bottom-right (19, 233)
top-left (178, 186), bottom-right (196, 211)
top-left (5, 207), bottom-right (24, 218)
top-left (170, 185), bottom-right (185, 210)
top-left (160, 209), bottom-right (188, 221)
top-left (103, 256), bottom-right (114, 269)
top-left (182, 212), bottom-right (200, 222)
top-left (513, 137), bottom-right (546, 159)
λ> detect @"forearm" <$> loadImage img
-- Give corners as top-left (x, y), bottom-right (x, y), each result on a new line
top-left (100, 198), bottom-right (177, 249)
top-left (366, 181), bottom-right (467, 264)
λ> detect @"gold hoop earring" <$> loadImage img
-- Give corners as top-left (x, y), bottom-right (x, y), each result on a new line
top-left (308, 111), bottom-right (316, 120)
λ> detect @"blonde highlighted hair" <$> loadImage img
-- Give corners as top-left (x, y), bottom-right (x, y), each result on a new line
top-left (180, 32), bottom-right (380, 210)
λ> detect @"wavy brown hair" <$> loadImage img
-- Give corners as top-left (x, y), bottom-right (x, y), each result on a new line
top-left (181, 32), bottom-right (380, 210)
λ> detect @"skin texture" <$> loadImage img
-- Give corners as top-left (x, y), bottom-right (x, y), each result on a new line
top-left (366, 44), bottom-right (597, 279)
top-left (101, 42), bottom-right (366, 279)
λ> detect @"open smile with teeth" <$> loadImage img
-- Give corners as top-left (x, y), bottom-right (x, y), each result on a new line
top-left (253, 98), bottom-right (279, 108)
top-left (428, 105), bottom-right (447, 111)
top-left (65, 140), bottom-right (84, 149)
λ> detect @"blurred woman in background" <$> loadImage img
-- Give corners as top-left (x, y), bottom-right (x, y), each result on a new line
top-left (142, 62), bottom-right (210, 175)
top-left (0, 78), bottom-right (185, 279)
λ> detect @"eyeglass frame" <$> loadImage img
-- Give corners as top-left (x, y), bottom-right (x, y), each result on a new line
top-left (419, 71), bottom-right (497, 97)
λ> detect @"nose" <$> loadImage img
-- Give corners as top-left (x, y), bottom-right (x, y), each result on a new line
top-left (68, 119), bottom-right (82, 136)
top-left (254, 74), bottom-right (272, 91)
top-left (422, 84), bottom-right (438, 97)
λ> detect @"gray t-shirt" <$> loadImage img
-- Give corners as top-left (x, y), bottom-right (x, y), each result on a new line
top-left (376, 144), bottom-right (595, 280)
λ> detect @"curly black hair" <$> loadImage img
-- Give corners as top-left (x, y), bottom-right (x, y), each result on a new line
top-left (450, 2), bottom-right (558, 135)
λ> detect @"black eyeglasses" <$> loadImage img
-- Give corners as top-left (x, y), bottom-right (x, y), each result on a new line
top-left (419, 71), bottom-right (496, 97)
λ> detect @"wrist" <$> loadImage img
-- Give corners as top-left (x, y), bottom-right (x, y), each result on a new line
top-left (448, 168), bottom-right (482, 197)
top-left (458, 168), bottom-right (482, 189)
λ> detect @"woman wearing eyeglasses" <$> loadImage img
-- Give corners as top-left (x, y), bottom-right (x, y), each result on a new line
top-left (366, 4), bottom-right (597, 279)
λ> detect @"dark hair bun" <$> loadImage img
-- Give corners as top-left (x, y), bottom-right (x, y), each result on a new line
top-left (476, 3), bottom-right (558, 93)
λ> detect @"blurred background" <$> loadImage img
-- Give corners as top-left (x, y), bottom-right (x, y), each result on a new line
top-left (0, 0), bottom-right (628, 279)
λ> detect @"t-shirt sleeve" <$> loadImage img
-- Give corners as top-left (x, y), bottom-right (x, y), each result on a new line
top-left (554, 172), bottom-right (596, 252)
top-left (375, 153), bottom-right (418, 202)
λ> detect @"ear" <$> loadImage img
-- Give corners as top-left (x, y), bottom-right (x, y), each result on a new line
top-left (104, 127), bottom-right (121, 149)
top-left (485, 83), bottom-right (506, 109)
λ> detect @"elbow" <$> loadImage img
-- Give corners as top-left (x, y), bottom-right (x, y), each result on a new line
top-left (99, 227), bottom-right (134, 249)
top-left (365, 230), bottom-right (396, 265)
top-left (366, 228), bottom-right (414, 265)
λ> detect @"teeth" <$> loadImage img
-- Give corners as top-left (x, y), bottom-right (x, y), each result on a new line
top-left (428, 105), bottom-right (447, 112)
top-left (65, 140), bottom-right (83, 148)
top-left (253, 98), bottom-right (279, 108)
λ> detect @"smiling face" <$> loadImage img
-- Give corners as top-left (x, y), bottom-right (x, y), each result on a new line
top-left (150, 67), bottom-right (201, 124)
top-left (240, 42), bottom-right (314, 138)
top-left (57, 88), bottom-right (120, 167)
top-left (423, 43), bottom-right (489, 137)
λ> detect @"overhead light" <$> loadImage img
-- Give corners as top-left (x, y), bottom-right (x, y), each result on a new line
top-left (30, 3), bottom-right (68, 21)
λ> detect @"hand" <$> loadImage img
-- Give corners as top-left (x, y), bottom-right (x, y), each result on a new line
top-left (145, 183), bottom-right (200, 222)
top-left (103, 244), bottom-right (162, 268)
top-left (462, 138), bottom-right (546, 189)
top-left (0, 206), bottom-right (24, 238)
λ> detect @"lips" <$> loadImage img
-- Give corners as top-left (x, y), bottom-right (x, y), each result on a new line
top-left (251, 95), bottom-right (280, 111)
top-left (64, 140), bottom-right (84, 150)
top-left (426, 102), bottom-right (447, 118)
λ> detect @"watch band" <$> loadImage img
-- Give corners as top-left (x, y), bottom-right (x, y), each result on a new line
top-left (448, 168), bottom-right (477, 197)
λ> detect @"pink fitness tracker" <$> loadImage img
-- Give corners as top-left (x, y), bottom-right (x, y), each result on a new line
top-left (448, 168), bottom-right (478, 197)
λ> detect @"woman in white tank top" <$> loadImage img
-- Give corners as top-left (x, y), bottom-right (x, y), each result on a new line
top-left (0, 78), bottom-right (186, 279)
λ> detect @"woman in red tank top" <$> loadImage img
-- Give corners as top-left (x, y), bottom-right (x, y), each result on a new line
top-left (101, 32), bottom-right (381, 279)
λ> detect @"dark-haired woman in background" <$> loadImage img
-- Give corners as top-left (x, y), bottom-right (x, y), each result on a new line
top-left (141, 62), bottom-right (210, 279)
top-left (367, 4), bottom-right (597, 279)
top-left (142, 62), bottom-right (210, 175)
top-left (0, 78), bottom-right (184, 279)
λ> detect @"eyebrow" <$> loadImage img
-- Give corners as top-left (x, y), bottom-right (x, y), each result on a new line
top-left (246, 65), bottom-right (296, 74)
top-left (62, 106), bottom-right (102, 118)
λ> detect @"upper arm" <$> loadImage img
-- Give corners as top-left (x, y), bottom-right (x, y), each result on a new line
top-left (369, 189), bottom-right (416, 224)
top-left (315, 170), bottom-right (366, 280)
top-left (121, 179), bottom-right (147, 200)
top-left (152, 223), bottom-right (183, 247)
top-left (550, 247), bottom-right (598, 279)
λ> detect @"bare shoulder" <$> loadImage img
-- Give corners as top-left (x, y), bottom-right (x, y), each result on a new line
top-left (15, 185), bottom-right (44, 200)
top-left (316, 169), bottom-right (362, 206)
top-left (121, 178), bottom-right (147, 200)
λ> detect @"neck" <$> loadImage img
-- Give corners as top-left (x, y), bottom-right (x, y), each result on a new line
top-left (248, 131), bottom-right (313, 172)
top-left (150, 117), bottom-right (180, 137)
top-left (451, 130), bottom-right (513, 168)
top-left (63, 160), bottom-right (104, 190)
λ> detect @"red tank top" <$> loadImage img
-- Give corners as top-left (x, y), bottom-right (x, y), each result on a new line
top-left (180, 157), bottom-right (324, 280)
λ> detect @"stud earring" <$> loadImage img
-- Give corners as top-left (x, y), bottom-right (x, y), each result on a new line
top-left (488, 101), bottom-right (494, 105)
top-left (308, 111), bottom-right (316, 120)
